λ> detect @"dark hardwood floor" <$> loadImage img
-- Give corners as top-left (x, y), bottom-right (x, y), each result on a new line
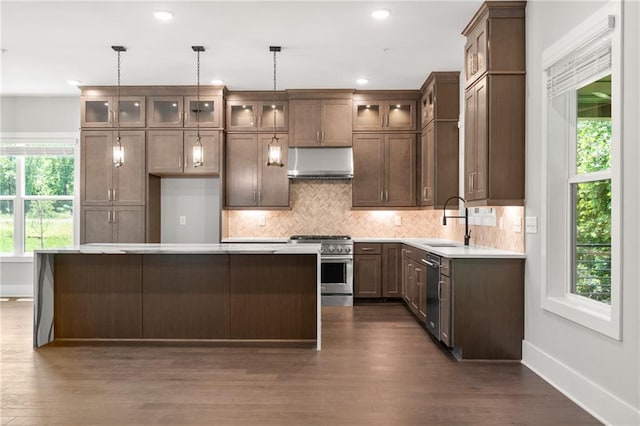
top-left (1, 299), bottom-right (599, 425)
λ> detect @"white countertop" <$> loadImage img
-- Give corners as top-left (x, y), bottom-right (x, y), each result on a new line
top-left (222, 237), bottom-right (289, 243)
top-left (35, 243), bottom-right (321, 255)
top-left (355, 237), bottom-right (525, 259)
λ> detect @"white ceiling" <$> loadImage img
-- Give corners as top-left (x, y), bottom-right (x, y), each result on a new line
top-left (0, 1), bottom-right (483, 96)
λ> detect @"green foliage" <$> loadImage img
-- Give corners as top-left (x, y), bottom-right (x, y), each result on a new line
top-left (25, 157), bottom-right (74, 195)
top-left (0, 156), bottom-right (17, 197)
top-left (573, 120), bottom-right (612, 303)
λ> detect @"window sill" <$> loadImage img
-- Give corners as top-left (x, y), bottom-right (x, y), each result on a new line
top-left (542, 294), bottom-right (620, 340)
top-left (0, 255), bottom-right (35, 263)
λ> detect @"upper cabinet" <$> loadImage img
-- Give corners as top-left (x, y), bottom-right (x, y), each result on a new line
top-left (462, 1), bottom-right (525, 206)
top-left (462, 1), bottom-right (526, 89)
top-left (184, 95), bottom-right (223, 128)
top-left (353, 98), bottom-right (417, 131)
top-left (288, 91), bottom-right (353, 147)
top-left (81, 95), bottom-right (145, 128)
top-left (147, 130), bottom-right (220, 176)
top-left (147, 94), bottom-right (223, 128)
top-left (418, 72), bottom-right (460, 209)
top-left (226, 93), bottom-right (288, 132)
top-left (352, 133), bottom-right (416, 208)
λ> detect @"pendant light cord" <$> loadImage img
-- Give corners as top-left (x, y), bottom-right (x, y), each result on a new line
top-left (116, 49), bottom-right (121, 142)
top-left (273, 48), bottom-right (277, 138)
top-left (196, 48), bottom-right (200, 140)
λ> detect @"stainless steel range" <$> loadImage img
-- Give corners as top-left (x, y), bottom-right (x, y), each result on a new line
top-left (289, 235), bottom-right (353, 306)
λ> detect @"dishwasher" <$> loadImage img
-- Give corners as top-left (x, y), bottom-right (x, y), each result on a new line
top-left (422, 253), bottom-right (441, 339)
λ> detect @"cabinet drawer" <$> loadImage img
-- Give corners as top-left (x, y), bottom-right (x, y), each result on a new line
top-left (440, 257), bottom-right (451, 277)
top-left (355, 243), bottom-right (382, 255)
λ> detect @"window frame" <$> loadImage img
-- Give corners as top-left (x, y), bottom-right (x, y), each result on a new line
top-left (541, 1), bottom-right (622, 340)
top-left (0, 133), bottom-right (80, 258)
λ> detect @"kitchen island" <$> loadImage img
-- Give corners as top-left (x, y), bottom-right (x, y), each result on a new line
top-left (34, 243), bottom-right (321, 349)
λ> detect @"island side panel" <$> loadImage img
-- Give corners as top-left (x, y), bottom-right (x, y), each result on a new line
top-left (229, 254), bottom-right (317, 340)
top-left (54, 254), bottom-right (143, 338)
top-left (142, 254), bottom-right (230, 339)
top-left (34, 253), bottom-right (55, 347)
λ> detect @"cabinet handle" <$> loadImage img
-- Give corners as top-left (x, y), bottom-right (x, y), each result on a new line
top-left (112, 210), bottom-right (117, 224)
top-left (438, 281), bottom-right (444, 301)
top-left (107, 210), bottom-right (111, 223)
top-left (385, 190), bottom-right (389, 202)
top-left (179, 111), bottom-right (183, 123)
top-left (179, 154), bottom-right (183, 169)
top-left (423, 187), bottom-right (427, 200)
top-left (107, 189), bottom-right (112, 201)
top-left (253, 188), bottom-right (257, 202)
top-left (112, 188), bottom-right (116, 201)
top-left (315, 130), bottom-right (320, 142)
top-left (361, 247), bottom-right (375, 252)
top-left (421, 259), bottom-right (435, 267)
top-left (258, 189), bottom-right (261, 203)
top-left (321, 130), bottom-right (325, 142)
top-left (380, 190), bottom-right (384, 202)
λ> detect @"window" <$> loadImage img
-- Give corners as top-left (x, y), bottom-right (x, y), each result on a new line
top-left (0, 134), bottom-right (78, 256)
top-left (542, 2), bottom-right (621, 339)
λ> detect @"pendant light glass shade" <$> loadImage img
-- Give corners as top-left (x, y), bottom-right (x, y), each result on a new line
top-left (113, 137), bottom-right (124, 168)
top-left (192, 46), bottom-right (205, 168)
top-left (192, 136), bottom-right (204, 167)
top-left (112, 46), bottom-right (126, 168)
top-left (267, 46), bottom-right (284, 167)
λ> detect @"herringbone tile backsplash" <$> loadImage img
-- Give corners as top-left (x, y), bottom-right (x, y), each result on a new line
top-left (225, 181), bottom-right (524, 253)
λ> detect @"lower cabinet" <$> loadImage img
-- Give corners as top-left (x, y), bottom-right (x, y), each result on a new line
top-left (355, 243), bottom-right (403, 298)
top-left (81, 205), bottom-right (145, 243)
top-left (401, 245), bottom-right (428, 319)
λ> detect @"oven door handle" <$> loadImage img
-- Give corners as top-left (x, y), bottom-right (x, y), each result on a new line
top-left (321, 256), bottom-right (354, 262)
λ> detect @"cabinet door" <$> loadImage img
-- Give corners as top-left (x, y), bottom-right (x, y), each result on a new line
top-left (289, 100), bottom-right (322, 146)
top-left (81, 206), bottom-right (113, 243)
top-left (321, 99), bottom-right (352, 146)
top-left (416, 264), bottom-right (427, 322)
top-left (184, 95), bottom-right (221, 128)
top-left (420, 124), bottom-right (435, 206)
top-left (113, 206), bottom-right (145, 243)
top-left (433, 121), bottom-right (460, 209)
top-left (470, 78), bottom-right (488, 201)
top-left (258, 101), bottom-right (288, 132)
top-left (464, 88), bottom-right (477, 201)
top-left (382, 244), bottom-right (402, 297)
top-left (353, 100), bottom-right (383, 131)
top-left (259, 134), bottom-right (289, 207)
top-left (184, 130), bottom-right (220, 175)
top-left (385, 101), bottom-right (415, 131)
top-left (147, 96), bottom-right (183, 127)
top-left (147, 130), bottom-right (184, 175)
top-left (117, 96), bottom-right (146, 128)
top-left (354, 255), bottom-right (382, 297)
top-left (421, 86), bottom-right (435, 128)
top-left (352, 134), bottom-right (384, 207)
top-left (113, 131), bottom-right (146, 205)
top-left (225, 134), bottom-right (258, 207)
top-left (227, 101), bottom-right (258, 131)
top-left (385, 134), bottom-right (416, 207)
top-left (81, 96), bottom-right (113, 128)
top-left (401, 253), bottom-right (410, 303)
top-left (81, 131), bottom-right (113, 205)
top-left (464, 18), bottom-right (487, 87)
top-left (440, 274), bottom-right (452, 347)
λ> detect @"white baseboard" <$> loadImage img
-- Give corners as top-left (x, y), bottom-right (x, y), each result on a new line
top-left (0, 284), bottom-right (33, 297)
top-left (522, 340), bottom-right (640, 426)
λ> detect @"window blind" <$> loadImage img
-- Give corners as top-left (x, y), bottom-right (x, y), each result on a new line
top-left (0, 139), bottom-right (75, 156)
top-left (546, 16), bottom-right (615, 100)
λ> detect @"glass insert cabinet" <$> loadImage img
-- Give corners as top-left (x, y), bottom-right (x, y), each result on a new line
top-left (352, 100), bottom-right (416, 131)
top-left (226, 100), bottom-right (288, 132)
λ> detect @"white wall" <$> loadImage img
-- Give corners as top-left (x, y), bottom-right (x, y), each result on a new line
top-left (160, 177), bottom-right (220, 243)
top-left (0, 96), bottom-right (79, 296)
top-left (523, 1), bottom-right (639, 424)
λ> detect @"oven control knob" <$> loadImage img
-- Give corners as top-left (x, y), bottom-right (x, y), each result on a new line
top-left (337, 247), bottom-right (344, 253)
top-left (328, 246), bottom-right (335, 253)
top-left (345, 247), bottom-right (351, 253)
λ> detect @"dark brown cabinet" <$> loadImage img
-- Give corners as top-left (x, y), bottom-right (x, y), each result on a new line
top-left (439, 257), bottom-right (452, 347)
top-left (401, 245), bottom-right (428, 318)
top-left (354, 243), bottom-right (403, 298)
top-left (289, 96), bottom-right (353, 147)
top-left (225, 133), bottom-right (289, 208)
top-left (352, 133), bottom-right (416, 207)
top-left (462, 1), bottom-right (526, 89)
top-left (418, 72), bottom-right (460, 208)
top-left (147, 130), bottom-right (220, 176)
top-left (81, 205), bottom-right (145, 244)
top-left (462, 1), bottom-right (525, 206)
top-left (353, 99), bottom-right (416, 131)
top-left (464, 75), bottom-right (525, 205)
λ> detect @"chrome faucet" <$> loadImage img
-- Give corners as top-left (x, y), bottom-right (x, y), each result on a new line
top-left (442, 196), bottom-right (471, 246)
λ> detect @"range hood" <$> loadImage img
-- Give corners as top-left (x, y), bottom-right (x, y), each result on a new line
top-left (287, 147), bottom-right (353, 179)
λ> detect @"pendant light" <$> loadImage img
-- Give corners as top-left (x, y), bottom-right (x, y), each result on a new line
top-left (266, 46), bottom-right (284, 167)
top-left (112, 45), bottom-right (126, 168)
top-left (192, 46), bottom-right (205, 168)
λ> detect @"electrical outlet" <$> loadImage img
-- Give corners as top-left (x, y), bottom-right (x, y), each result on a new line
top-left (526, 216), bottom-right (538, 233)
top-left (259, 215), bottom-right (266, 226)
top-left (394, 215), bottom-right (402, 226)
top-left (179, 216), bottom-right (186, 225)
top-left (511, 218), bottom-right (522, 233)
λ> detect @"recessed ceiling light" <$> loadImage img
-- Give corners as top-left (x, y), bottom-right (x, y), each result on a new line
top-left (211, 79), bottom-right (224, 85)
top-left (67, 80), bottom-right (82, 86)
top-left (357, 78), bottom-right (369, 85)
top-left (371, 9), bottom-right (390, 20)
top-left (153, 10), bottom-right (174, 21)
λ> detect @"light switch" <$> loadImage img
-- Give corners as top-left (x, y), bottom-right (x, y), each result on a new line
top-left (179, 216), bottom-right (186, 225)
top-left (510, 219), bottom-right (522, 233)
top-left (394, 215), bottom-right (402, 226)
top-left (259, 215), bottom-right (266, 226)
top-left (526, 216), bottom-right (538, 234)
